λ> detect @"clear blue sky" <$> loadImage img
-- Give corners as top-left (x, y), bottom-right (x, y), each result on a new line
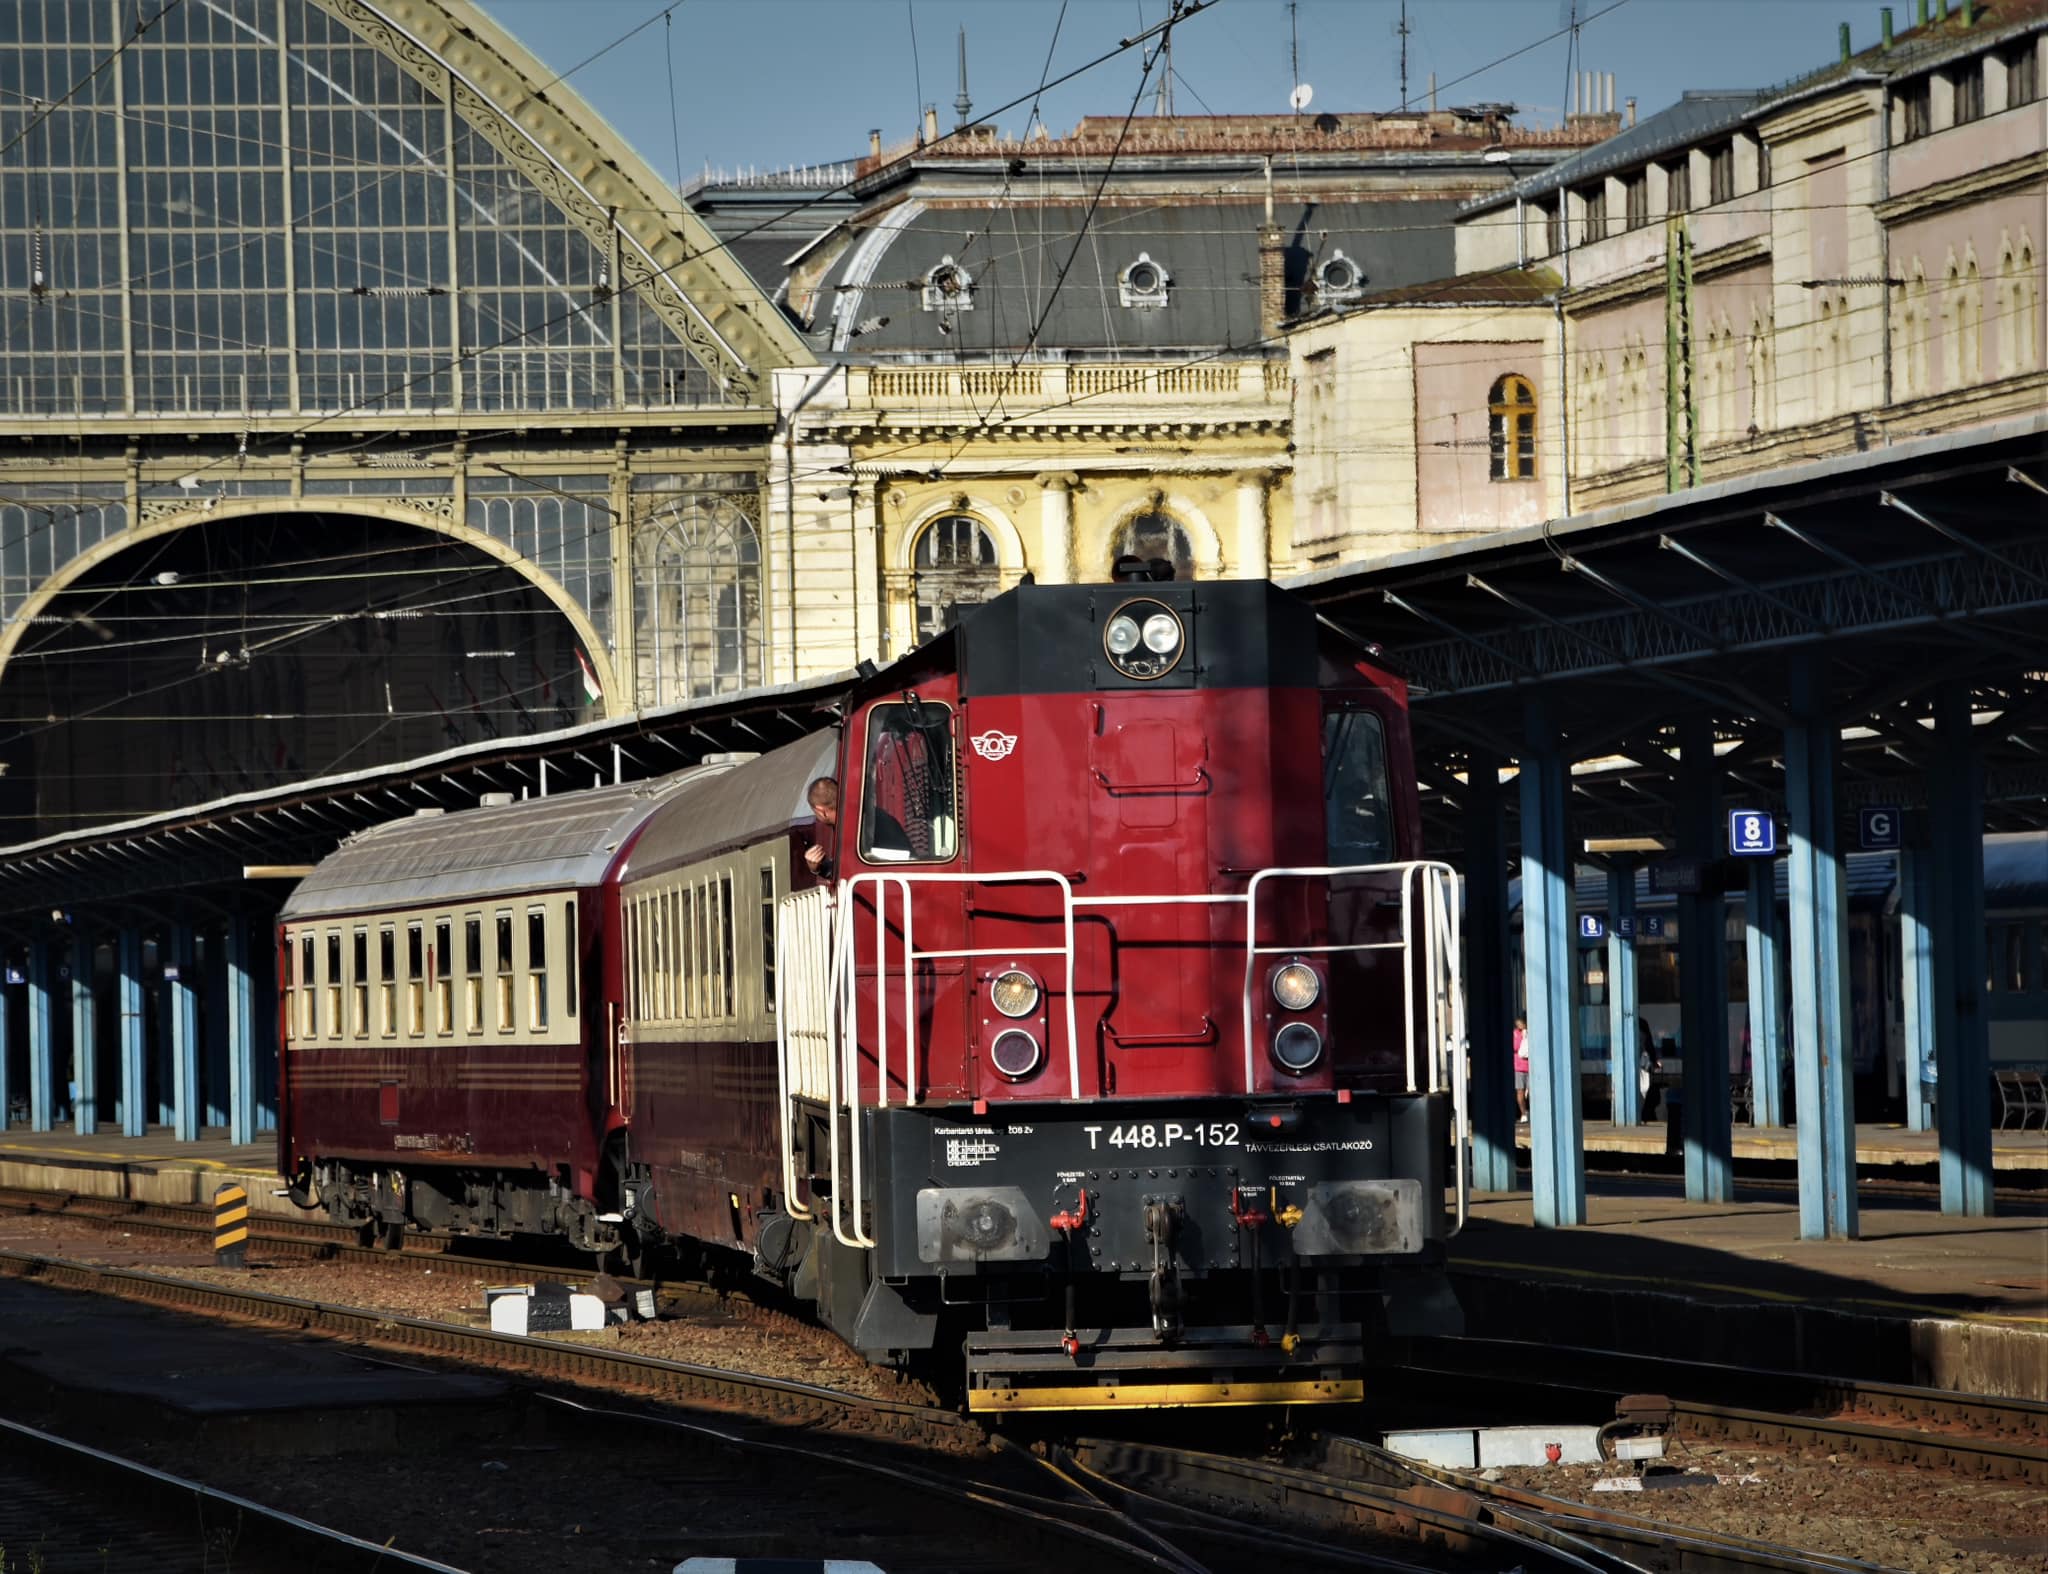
top-left (481, 0), bottom-right (1867, 182)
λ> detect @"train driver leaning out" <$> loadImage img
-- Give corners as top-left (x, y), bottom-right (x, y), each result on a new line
top-left (804, 776), bottom-right (839, 881)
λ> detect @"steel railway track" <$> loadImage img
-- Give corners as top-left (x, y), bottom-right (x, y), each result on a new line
top-left (1382, 1335), bottom-right (2048, 1485)
top-left (0, 1414), bottom-right (474, 1574)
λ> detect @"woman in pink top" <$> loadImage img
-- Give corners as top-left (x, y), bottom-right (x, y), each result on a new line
top-left (1512, 1016), bottom-right (1530, 1121)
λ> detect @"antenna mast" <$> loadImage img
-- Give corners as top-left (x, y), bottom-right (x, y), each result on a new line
top-left (1397, 0), bottom-right (1411, 110)
top-left (1288, 2), bottom-right (1299, 109)
top-left (1155, 26), bottom-right (1174, 115)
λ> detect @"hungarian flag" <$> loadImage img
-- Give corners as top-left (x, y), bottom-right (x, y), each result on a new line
top-left (575, 649), bottom-right (602, 704)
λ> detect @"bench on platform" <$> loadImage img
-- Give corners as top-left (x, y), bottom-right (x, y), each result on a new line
top-left (1994, 1070), bottom-right (2046, 1131)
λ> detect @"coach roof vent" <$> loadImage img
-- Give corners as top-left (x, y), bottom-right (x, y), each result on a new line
top-left (699, 751), bottom-right (761, 766)
top-left (478, 792), bottom-right (515, 808)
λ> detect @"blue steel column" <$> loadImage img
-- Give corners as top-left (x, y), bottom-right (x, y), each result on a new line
top-left (1519, 702), bottom-right (1585, 1227)
top-left (71, 933), bottom-right (98, 1135)
top-left (1898, 847), bottom-right (1935, 1134)
top-left (1677, 717), bottom-right (1732, 1202)
top-left (1784, 653), bottom-right (1858, 1239)
top-left (27, 940), bottom-right (54, 1132)
top-left (168, 925), bottom-right (201, 1143)
top-left (1465, 752), bottom-right (1519, 1192)
top-left (1929, 682), bottom-right (1993, 1216)
top-left (1607, 863), bottom-right (1641, 1126)
top-left (1745, 859), bottom-right (1786, 1127)
top-left (117, 929), bottom-right (146, 1137)
top-left (227, 917), bottom-right (258, 1148)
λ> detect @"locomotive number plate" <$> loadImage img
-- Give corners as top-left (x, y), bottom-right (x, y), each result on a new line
top-left (1083, 1121), bottom-right (1239, 1152)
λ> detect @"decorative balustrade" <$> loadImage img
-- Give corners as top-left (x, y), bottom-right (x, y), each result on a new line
top-left (855, 361), bottom-right (1285, 407)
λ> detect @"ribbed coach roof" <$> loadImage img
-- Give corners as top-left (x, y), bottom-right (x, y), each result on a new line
top-left (622, 732), bottom-right (838, 882)
top-left (280, 769), bottom-right (723, 920)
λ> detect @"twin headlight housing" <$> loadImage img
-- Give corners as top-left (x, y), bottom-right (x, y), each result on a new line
top-left (1102, 599), bottom-right (1186, 680)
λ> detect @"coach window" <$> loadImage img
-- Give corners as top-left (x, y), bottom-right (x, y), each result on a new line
top-left (563, 905), bottom-right (578, 1018)
top-left (377, 927), bottom-right (396, 1036)
top-left (719, 872), bottom-right (737, 1016)
top-left (351, 930), bottom-right (370, 1039)
top-left (1323, 709), bottom-right (1392, 866)
top-left (528, 907), bottom-right (549, 1031)
top-left (406, 923), bottom-right (426, 1035)
top-left (463, 917), bottom-right (483, 1032)
top-left (495, 911), bottom-right (515, 1032)
top-left (760, 865), bottom-right (778, 1013)
top-left (299, 935), bottom-right (316, 1041)
top-left (433, 920), bottom-right (453, 1033)
top-left (860, 701), bottom-right (958, 862)
top-left (325, 932), bottom-right (343, 1037)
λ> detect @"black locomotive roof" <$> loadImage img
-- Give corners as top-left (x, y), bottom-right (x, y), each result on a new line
top-left (281, 769), bottom-right (720, 920)
top-left (954, 579), bottom-right (1320, 698)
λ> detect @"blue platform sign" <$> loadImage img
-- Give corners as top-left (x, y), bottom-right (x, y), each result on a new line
top-left (3, 967), bottom-right (20, 985)
top-left (1614, 916), bottom-right (1636, 939)
top-left (1729, 808), bottom-right (1776, 856)
top-left (1858, 806), bottom-right (1901, 850)
top-left (1578, 914), bottom-right (1607, 941)
top-left (1641, 914), bottom-right (1668, 938)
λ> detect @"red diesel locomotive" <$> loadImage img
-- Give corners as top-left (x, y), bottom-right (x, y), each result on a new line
top-left (278, 577), bottom-right (1468, 1410)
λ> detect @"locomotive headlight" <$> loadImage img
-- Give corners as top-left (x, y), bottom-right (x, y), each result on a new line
top-left (989, 968), bottom-right (1040, 1019)
top-left (1101, 598), bottom-right (1186, 680)
top-left (1272, 1021), bottom-right (1324, 1073)
top-left (1271, 961), bottom-right (1320, 1011)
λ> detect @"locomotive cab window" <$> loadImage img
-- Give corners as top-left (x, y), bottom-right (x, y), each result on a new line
top-left (860, 700), bottom-right (957, 863)
top-left (1323, 710), bottom-right (1392, 867)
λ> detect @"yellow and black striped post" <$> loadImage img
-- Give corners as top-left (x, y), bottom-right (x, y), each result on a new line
top-left (213, 1183), bottom-right (249, 1267)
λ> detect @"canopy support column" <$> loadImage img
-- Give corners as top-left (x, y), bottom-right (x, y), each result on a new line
top-left (1520, 700), bottom-right (1585, 1227)
top-left (1465, 750), bottom-right (1518, 1193)
top-left (1930, 681), bottom-right (1993, 1218)
top-left (1607, 862), bottom-right (1641, 1127)
top-left (1678, 716), bottom-right (1731, 1203)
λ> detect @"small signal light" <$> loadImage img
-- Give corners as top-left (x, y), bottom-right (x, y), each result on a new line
top-left (1269, 1115), bottom-right (1283, 1128)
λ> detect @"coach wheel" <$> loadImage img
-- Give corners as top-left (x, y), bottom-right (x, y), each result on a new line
top-left (372, 1220), bottom-right (405, 1252)
top-left (355, 1221), bottom-right (377, 1250)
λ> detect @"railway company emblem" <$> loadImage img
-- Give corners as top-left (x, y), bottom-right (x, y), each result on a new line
top-left (970, 729), bottom-right (1018, 761)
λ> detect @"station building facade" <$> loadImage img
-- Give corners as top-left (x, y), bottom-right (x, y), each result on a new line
top-left (1286, 2), bottom-right (2047, 549)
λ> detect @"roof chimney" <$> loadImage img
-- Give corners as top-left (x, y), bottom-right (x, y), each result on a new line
top-left (869, 127), bottom-right (882, 158)
top-left (1626, 96), bottom-right (1637, 127)
top-left (922, 104), bottom-right (939, 145)
top-left (1839, 20), bottom-right (1853, 59)
top-left (1258, 157), bottom-right (1287, 339)
top-left (954, 26), bottom-right (972, 129)
top-left (1881, 7), bottom-right (1893, 48)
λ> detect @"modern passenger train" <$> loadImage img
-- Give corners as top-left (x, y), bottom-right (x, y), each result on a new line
top-left (276, 577), bottom-right (1468, 1410)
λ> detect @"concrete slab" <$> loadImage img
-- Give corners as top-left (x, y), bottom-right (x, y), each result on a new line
top-left (1449, 1192), bottom-right (2048, 1398)
top-left (0, 1124), bottom-right (293, 1216)
top-left (1513, 1120), bottom-right (2048, 1170)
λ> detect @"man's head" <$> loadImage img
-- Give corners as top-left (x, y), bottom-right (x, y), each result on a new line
top-left (806, 776), bottom-right (840, 826)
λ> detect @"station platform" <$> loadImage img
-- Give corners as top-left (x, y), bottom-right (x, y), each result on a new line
top-left (1517, 1119), bottom-right (2048, 1170)
top-left (1449, 1190), bottom-right (2048, 1401)
top-left (0, 1124), bottom-right (286, 1215)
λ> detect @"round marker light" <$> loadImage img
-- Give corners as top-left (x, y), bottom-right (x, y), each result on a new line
top-left (990, 1029), bottom-right (1042, 1079)
top-left (1101, 598), bottom-right (1187, 680)
top-left (1271, 961), bottom-right (1320, 1011)
top-left (990, 968), bottom-right (1040, 1019)
top-left (1272, 1022), bottom-right (1324, 1073)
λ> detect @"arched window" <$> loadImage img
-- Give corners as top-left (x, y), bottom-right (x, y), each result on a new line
top-left (1110, 512), bottom-right (1195, 580)
top-left (636, 497), bottom-right (762, 705)
top-left (2015, 236), bottom-right (2042, 375)
top-left (1487, 373), bottom-right (1538, 480)
top-left (912, 513), bottom-right (1000, 643)
top-left (1959, 253), bottom-right (1983, 385)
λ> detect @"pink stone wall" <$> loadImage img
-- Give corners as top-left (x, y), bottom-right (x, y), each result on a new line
top-left (1413, 341), bottom-right (1548, 533)
top-left (1890, 186), bottom-right (2046, 391)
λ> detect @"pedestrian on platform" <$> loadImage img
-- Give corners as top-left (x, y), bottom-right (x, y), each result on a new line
top-left (1637, 1019), bottom-right (1662, 1123)
top-left (1513, 1016), bottom-right (1530, 1121)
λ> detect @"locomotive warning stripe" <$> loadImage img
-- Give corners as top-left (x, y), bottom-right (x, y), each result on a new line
top-left (969, 1377), bottom-right (1363, 1412)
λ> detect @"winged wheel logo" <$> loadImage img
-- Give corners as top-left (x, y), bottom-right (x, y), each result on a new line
top-left (970, 729), bottom-right (1018, 762)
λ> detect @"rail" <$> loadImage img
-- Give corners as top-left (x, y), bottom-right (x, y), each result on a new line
top-left (778, 860), bottom-right (1469, 1249)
